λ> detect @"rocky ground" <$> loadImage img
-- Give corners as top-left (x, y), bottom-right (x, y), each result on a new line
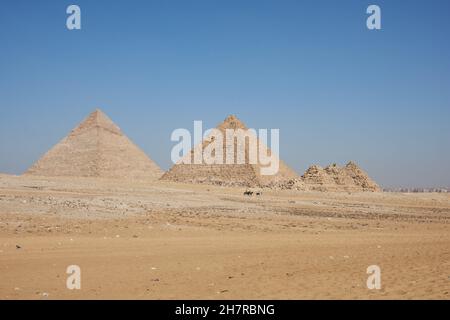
top-left (0, 174), bottom-right (449, 299)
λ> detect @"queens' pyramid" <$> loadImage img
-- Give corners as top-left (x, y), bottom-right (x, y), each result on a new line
top-left (25, 109), bottom-right (162, 180)
top-left (300, 162), bottom-right (381, 192)
top-left (161, 115), bottom-right (299, 187)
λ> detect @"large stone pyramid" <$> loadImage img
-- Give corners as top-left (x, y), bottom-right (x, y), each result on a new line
top-left (161, 115), bottom-right (299, 187)
top-left (25, 109), bottom-right (162, 180)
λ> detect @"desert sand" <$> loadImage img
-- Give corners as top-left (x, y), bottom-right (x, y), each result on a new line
top-left (0, 173), bottom-right (449, 300)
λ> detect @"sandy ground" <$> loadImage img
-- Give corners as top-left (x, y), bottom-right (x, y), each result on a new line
top-left (0, 174), bottom-right (449, 299)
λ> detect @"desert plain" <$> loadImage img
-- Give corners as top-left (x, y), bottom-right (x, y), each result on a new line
top-left (0, 173), bottom-right (449, 299)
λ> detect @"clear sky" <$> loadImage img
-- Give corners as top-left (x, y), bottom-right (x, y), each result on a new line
top-left (1, 0), bottom-right (449, 188)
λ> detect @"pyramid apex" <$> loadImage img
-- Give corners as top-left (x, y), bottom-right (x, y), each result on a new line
top-left (225, 114), bottom-right (238, 121)
top-left (92, 108), bottom-right (103, 114)
top-left (305, 164), bottom-right (324, 172)
top-left (219, 114), bottom-right (247, 130)
top-left (72, 109), bottom-right (121, 135)
top-left (346, 161), bottom-right (359, 168)
top-left (90, 108), bottom-right (107, 118)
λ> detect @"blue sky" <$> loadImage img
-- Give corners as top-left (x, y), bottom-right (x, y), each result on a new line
top-left (0, 0), bottom-right (449, 188)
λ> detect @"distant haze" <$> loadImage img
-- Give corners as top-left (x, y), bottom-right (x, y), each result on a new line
top-left (1, 0), bottom-right (449, 189)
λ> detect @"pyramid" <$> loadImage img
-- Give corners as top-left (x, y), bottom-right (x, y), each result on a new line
top-left (343, 161), bottom-right (381, 192)
top-left (324, 163), bottom-right (357, 190)
top-left (302, 165), bottom-right (337, 191)
top-left (300, 162), bottom-right (381, 192)
top-left (161, 115), bottom-right (299, 187)
top-left (25, 109), bottom-right (162, 180)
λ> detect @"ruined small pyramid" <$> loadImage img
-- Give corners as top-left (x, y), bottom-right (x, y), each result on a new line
top-left (25, 109), bottom-right (162, 180)
top-left (300, 162), bottom-right (381, 192)
top-left (324, 163), bottom-right (356, 190)
top-left (343, 161), bottom-right (381, 192)
top-left (161, 115), bottom-right (299, 187)
top-left (302, 165), bottom-right (337, 191)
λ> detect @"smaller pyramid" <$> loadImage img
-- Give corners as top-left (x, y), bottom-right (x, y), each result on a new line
top-left (25, 109), bottom-right (162, 180)
top-left (161, 115), bottom-right (299, 187)
top-left (302, 165), bottom-right (337, 191)
top-left (324, 163), bottom-right (356, 189)
top-left (300, 162), bottom-right (380, 192)
top-left (343, 161), bottom-right (381, 192)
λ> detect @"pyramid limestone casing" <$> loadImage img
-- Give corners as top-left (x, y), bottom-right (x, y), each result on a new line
top-left (25, 110), bottom-right (162, 180)
top-left (161, 115), bottom-right (299, 187)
